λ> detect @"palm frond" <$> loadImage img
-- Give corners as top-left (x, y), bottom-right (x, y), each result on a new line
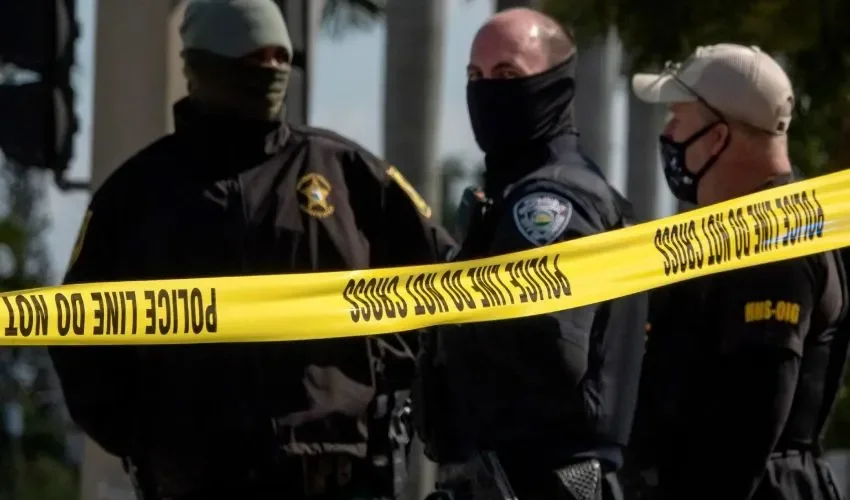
top-left (320, 0), bottom-right (386, 40)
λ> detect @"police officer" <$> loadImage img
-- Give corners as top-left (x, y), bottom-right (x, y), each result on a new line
top-left (48, 0), bottom-right (454, 498)
top-left (414, 8), bottom-right (648, 500)
top-left (623, 43), bottom-right (848, 500)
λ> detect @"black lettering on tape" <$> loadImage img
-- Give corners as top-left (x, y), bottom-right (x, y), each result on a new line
top-left (526, 259), bottom-right (545, 302)
top-left (104, 292), bottom-right (120, 334)
top-left (205, 288), bottom-right (217, 332)
top-left (476, 266), bottom-right (498, 307)
top-left (56, 293), bottom-right (70, 336)
top-left (767, 201), bottom-right (781, 251)
top-left (486, 265), bottom-right (506, 306)
top-left (551, 255), bottom-right (572, 296)
top-left (655, 228), bottom-right (672, 276)
top-left (3, 296), bottom-right (14, 336)
top-left (468, 267), bottom-right (490, 307)
top-left (344, 277), bottom-right (407, 323)
top-left (505, 262), bottom-right (527, 303)
top-left (491, 264), bottom-right (514, 304)
top-left (518, 261), bottom-right (538, 302)
top-left (790, 194), bottom-right (802, 244)
top-left (735, 207), bottom-right (752, 258)
top-left (70, 293), bottom-right (85, 335)
top-left (692, 220), bottom-right (705, 268)
top-left (405, 275), bottom-right (425, 316)
top-left (451, 270), bottom-right (475, 310)
top-left (778, 196), bottom-right (791, 247)
top-left (157, 289), bottom-right (170, 334)
top-left (529, 260), bottom-right (552, 301)
top-left (362, 279), bottom-right (382, 321)
top-left (91, 292), bottom-right (104, 335)
top-left (6, 294), bottom-right (48, 337)
top-left (177, 289), bottom-right (189, 333)
top-left (376, 278), bottom-right (398, 319)
top-left (441, 271), bottom-right (464, 311)
top-left (190, 288), bottom-right (204, 333)
top-left (425, 272), bottom-right (448, 314)
top-left (127, 291), bottom-right (137, 334)
top-left (144, 290), bottom-right (155, 334)
top-left (537, 257), bottom-right (560, 299)
top-left (801, 191), bottom-right (816, 240)
top-left (812, 189), bottom-right (826, 238)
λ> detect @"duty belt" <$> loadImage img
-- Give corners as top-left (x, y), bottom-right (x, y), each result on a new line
top-left (428, 454), bottom-right (604, 500)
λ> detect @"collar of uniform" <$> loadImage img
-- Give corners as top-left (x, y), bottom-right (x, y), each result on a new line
top-left (171, 97), bottom-right (290, 157)
top-left (753, 171), bottom-right (795, 192)
top-left (483, 133), bottom-right (582, 198)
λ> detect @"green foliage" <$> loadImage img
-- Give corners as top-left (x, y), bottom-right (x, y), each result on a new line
top-left (542, 0), bottom-right (850, 176)
top-left (0, 159), bottom-right (77, 499)
top-left (320, 0), bottom-right (385, 39)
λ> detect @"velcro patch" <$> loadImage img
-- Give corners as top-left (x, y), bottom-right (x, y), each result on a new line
top-left (513, 192), bottom-right (573, 246)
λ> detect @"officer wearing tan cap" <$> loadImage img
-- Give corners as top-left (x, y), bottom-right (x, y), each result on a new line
top-left (622, 44), bottom-right (849, 500)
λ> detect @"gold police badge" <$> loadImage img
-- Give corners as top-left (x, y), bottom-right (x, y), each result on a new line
top-left (297, 173), bottom-right (335, 218)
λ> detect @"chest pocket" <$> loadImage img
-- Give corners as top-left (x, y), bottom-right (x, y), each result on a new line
top-left (238, 157), bottom-right (371, 275)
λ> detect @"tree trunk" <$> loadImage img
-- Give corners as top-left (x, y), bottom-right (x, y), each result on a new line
top-left (574, 28), bottom-right (622, 180)
top-left (625, 91), bottom-right (675, 221)
top-left (382, 0), bottom-right (446, 222)
top-left (383, 2), bottom-right (446, 498)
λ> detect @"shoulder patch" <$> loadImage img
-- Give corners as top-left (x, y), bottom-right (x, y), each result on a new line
top-left (512, 192), bottom-right (573, 246)
top-left (69, 210), bottom-right (93, 268)
top-left (386, 166), bottom-right (432, 219)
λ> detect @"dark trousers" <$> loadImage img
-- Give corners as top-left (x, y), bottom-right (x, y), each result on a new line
top-left (620, 451), bottom-right (843, 500)
top-left (753, 450), bottom-right (844, 500)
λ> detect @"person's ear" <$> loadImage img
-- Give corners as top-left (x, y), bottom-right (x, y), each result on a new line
top-left (709, 123), bottom-right (730, 156)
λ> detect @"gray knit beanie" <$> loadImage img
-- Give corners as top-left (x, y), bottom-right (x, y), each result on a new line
top-left (180, 0), bottom-right (293, 59)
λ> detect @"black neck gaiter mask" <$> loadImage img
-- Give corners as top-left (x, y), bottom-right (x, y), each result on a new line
top-left (466, 55), bottom-right (577, 156)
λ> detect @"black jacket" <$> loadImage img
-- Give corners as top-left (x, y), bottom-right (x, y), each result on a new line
top-left (49, 98), bottom-right (455, 490)
top-left (415, 133), bottom-right (648, 472)
top-left (626, 175), bottom-right (849, 500)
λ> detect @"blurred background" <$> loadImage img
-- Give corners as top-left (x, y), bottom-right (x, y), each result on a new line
top-left (0, 0), bottom-right (848, 498)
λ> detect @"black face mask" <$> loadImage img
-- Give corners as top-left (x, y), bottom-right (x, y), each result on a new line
top-left (660, 121), bottom-right (730, 204)
top-left (466, 56), bottom-right (577, 154)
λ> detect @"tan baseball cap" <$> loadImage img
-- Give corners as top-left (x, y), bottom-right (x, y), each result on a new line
top-left (632, 44), bottom-right (795, 134)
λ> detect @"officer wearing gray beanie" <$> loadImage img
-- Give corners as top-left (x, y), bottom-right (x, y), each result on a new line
top-left (180, 0), bottom-right (293, 121)
top-left (48, 0), bottom-right (456, 499)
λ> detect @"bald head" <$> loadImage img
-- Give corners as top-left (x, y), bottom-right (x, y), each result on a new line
top-left (467, 8), bottom-right (575, 81)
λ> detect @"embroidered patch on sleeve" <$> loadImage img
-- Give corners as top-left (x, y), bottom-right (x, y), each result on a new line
top-left (512, 192), bottom-right (573, 246)
top-left (386, 166), bottom-right (432, 219)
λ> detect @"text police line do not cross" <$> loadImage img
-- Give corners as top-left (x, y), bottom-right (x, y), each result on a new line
top-left (342, 255), bottom-right (573, 323)
top-left (4, 288), bottom-right (219, 338)
top-left (654, 187), bottom-right (825, 276)
top-left (0, 168), bottom-right (847, 346)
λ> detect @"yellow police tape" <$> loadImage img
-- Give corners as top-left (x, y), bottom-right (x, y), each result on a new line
top-left (2, 170), bottom-right (850, 345)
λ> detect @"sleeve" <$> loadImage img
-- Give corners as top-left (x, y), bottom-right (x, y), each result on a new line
top-left (660, 260), bottom-right (815, 500)
top-left (47, 191), bottom-right (140, 457)
top-left (347, 150), bottom-right (457, 266)
top-left (380, 164), bottom-right (457, 265)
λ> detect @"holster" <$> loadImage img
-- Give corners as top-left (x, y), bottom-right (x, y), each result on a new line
top-left (429, 455), bottom-right (606, 500)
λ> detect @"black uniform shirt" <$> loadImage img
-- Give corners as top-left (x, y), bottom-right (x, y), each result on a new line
top-left (420, 134), bottom-right (647, 472)
top-left (50, 98), bottom-right (455, 484)
top-left (630, 180), bottom-right (848, 499)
